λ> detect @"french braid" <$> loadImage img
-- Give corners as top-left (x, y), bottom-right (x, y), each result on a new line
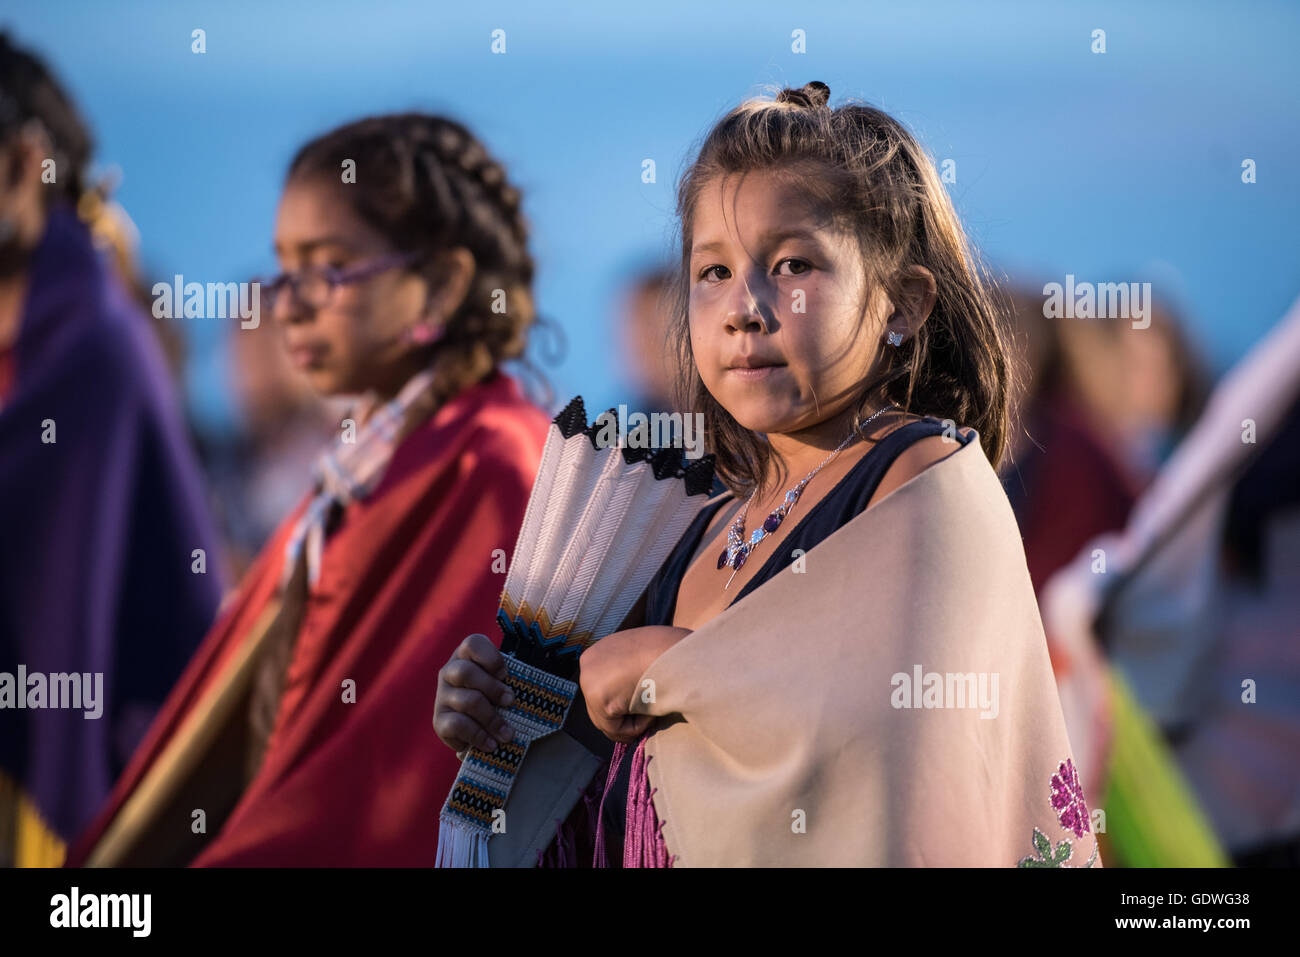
top-left (288, 114), bottom-right (548, 411)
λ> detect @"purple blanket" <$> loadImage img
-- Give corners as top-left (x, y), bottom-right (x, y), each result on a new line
top-left (0, 203), bottom-right (222, 845)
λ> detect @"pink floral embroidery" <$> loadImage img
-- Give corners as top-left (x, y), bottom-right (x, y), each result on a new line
top-left (1017, 758), bottom-right (1100, 868)
top-left (1050, 759), bottom-right (1090, 838)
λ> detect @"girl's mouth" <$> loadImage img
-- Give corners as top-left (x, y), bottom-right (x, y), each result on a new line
top-left (287, 343), bottom-right (328, 370)
top-left (727, 364), bottom-right (786, 380)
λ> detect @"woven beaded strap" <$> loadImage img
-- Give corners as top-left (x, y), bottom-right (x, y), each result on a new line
top-left (436, 655), bottom-right (578, 865)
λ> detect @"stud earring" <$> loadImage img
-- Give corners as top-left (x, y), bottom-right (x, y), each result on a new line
top-left (404, 323), bottom-right (443, 346)
top-left (886, 330), bottom-right (904, 347)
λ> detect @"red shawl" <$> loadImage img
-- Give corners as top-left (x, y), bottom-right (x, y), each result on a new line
top-left (66, 370), bottom-right (548, 866)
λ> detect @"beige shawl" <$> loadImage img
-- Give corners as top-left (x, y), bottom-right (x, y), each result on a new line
top-left (630, 431), bottom-right (1103, 867)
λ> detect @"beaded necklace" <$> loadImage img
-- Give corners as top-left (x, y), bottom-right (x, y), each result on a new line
top-left (718, 404), bottom-right (897, 589)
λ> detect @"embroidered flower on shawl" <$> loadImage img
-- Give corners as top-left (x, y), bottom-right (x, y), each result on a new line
top-left (1050, 759), bottom-right (1089, 838)
top-left (1016, 758), bottom-right (1100, 868)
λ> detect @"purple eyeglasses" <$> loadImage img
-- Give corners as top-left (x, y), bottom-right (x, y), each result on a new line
top-left (258, 250), bottom-right (424, 312)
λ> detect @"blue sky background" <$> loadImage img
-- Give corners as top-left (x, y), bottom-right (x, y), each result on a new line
top-left (5, 0), bottom-right (1298, 434)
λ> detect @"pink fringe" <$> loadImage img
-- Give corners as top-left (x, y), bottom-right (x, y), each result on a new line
top-left (536, 734), bottom-right (675, 868)
top-left (623, 734), bottom-right (673, 868)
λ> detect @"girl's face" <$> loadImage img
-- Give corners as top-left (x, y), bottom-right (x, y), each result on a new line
top-left (271, 177), bottom-right (431, 398)
top-left (687, 170), bottom-right (894, 440)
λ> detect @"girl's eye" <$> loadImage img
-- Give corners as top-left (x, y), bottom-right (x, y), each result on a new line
top-left (697, 260), bottom-right (808, 282)
top-left (309, 262), bottom-right (349, 283)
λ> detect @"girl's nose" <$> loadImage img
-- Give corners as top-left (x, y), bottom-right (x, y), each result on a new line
top-left (724, 282), bottom-right (770, 334)
top-left (270, 282), bottom-right (311, 326)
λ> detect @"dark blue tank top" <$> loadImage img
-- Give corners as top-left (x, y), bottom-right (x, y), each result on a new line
top-left (642, 416), bottom-right (970, 626)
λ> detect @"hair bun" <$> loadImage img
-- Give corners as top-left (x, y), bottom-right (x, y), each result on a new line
top-left (777, 81), bottom-right (831, 109)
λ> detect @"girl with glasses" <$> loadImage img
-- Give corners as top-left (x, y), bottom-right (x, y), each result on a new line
top-left (68, 113), bottom-right (552, 866)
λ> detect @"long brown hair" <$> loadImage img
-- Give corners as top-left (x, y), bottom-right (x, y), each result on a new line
top-left (288, 113), bottom-right (551, 410)
top-left (669, 82), bottom-right (1017, 495)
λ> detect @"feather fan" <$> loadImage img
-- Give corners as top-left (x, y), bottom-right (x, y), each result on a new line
top-left (436, 396), bottom-right (715, 866)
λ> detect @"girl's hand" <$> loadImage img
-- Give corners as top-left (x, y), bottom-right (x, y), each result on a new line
top-left (433, 633), bottom-right (516, 754)
top-left (579, 626), bottom-right (692, 743)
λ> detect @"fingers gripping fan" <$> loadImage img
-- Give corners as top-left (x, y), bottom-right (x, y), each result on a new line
top-left (435, 397), bottom-right (716, 867)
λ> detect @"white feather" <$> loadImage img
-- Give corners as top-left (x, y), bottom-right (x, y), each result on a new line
top-left (569, 467), bottom-right (678, 634)
top-left (552, 457), bottom-right (655, 627)
top-left (537, 444), bottom-right (628, 624)
top-left (587, 478), bottom-right (704, 635)
top-left (518, 432), bottom-right (601, 613)
top-left (501, 423), bottom-right (568, 604)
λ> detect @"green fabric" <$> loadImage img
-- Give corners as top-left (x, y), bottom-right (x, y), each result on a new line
top-left (1101, 668), bottom-right (1229, 867)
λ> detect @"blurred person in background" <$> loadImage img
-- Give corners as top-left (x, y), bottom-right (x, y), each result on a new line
top-left (1041, 292), bottom-right (1300, 867)
top-left (1054, 290), bottom-right (1210, 490)
top-left (1000, 285), bottom-right (1142, 596)
top-left (0, 33), bottom-right (223, 866)
top-left (617, 264), bottom-right (677, 413)
top-left (999, 282), bottom-right (1215, 865)
top-left (67, 112), bottom-right (551, 867)
top-left (997, 284), bottom-right (1143, 826)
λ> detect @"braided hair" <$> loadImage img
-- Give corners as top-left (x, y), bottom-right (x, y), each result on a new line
top-left (287, 114), bottom-right (547, 410)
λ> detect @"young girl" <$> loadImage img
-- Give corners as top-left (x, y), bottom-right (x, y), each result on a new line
top-left (68, 113), bottom-right (552, 866)
top-left (435, 82), bottom-right (1102, 867)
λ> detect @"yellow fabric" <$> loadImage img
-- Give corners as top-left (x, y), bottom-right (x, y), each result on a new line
top-left (633, 432), bottom-right (1104, 866)
top-left (0, 769), bottom-right (67, 868)
top-left (1099, 668), bottom-right (1228, 867)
